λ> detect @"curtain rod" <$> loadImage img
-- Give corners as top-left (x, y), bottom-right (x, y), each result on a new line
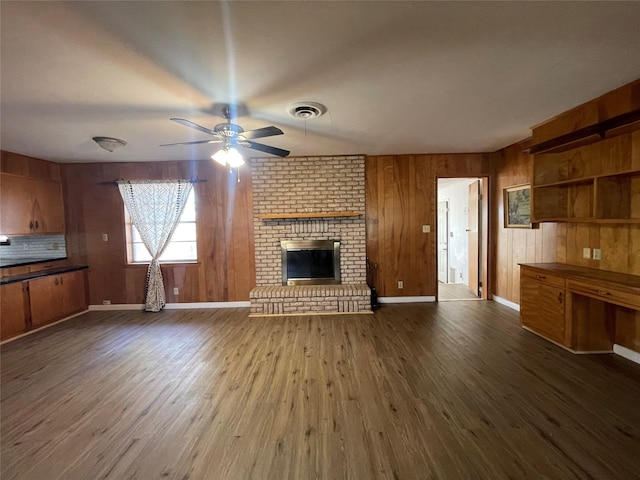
top-left (98, 178), bottom-right (207, 186)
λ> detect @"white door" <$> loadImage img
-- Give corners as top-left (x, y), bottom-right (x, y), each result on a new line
top-left (437, 201), bottom-right (449, 283)
top-left (468, 180), bottom-right (480, 297)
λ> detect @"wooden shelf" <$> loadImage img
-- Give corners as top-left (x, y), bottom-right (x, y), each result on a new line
top-left (258, 211), bottom-right (362, 220)
top-left (528, 109), bottom-right (640, 155)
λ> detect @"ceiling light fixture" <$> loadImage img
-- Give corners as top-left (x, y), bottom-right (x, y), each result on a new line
top-left (211, 146), bottom-right (245, 168)
top-left (93, 136), bottom-right (127, 152)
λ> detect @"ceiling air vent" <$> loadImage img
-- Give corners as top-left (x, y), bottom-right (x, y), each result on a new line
top-left (287, 102), bottom-right (327, 119)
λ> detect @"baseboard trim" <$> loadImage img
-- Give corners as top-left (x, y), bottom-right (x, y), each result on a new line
top-left (492, 295), bottom-right (520, 311)
top-left (378, 296), bottom-right (436, 304)
top-left (88, 301), bottom-right (251, 311)
top-left (613, 344), bottom-right (640, 365)
top-left (0, 309), bottom-right (89, 345)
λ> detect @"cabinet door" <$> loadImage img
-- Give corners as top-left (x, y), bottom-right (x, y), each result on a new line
top-left (0, 174), bottom-right (33, 235)
top-left (61, 270), bottom-right (87, 315)
top-left (1, 282), bottom-right (28, 340)
top-left (521, 279), bottom-right (567, 345)
top-left (32, 179), bottom-right (65, 234)
top-left (29, 276), bottom-right (64, 327)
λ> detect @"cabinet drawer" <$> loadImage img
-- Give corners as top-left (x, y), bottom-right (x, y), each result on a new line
top-left (522, 268), bottom-right (566, 288)
top-left (567, 280), bottom-right (640, 310)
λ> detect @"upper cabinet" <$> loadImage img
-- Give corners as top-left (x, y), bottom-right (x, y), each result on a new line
top-left (530, 79), bottom-right (640, 224)
top-left (0, 152), bottom-right (65, 235)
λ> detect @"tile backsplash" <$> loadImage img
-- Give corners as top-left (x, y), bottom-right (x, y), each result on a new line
top-left (0, 234), bottom-right (67, 261)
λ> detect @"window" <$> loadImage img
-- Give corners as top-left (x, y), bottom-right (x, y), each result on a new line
top-left (125, 188), bottom-right (197, 263)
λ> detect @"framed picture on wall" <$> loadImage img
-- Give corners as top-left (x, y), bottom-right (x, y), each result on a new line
top-left (504, 184), bottom-right (532, 228)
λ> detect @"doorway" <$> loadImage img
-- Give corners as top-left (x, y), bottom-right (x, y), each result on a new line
top-left (436, 177), bottom-right (489, 301)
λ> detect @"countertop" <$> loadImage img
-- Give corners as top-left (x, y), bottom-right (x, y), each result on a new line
top-left (0, 256), bottom-right (68, 269)
top-left (519, 263), bottom-right (640, 291)
top-left (0, 265), bottom-right (88, 285)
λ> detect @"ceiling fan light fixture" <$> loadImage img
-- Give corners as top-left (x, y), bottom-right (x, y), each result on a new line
top-left (226, 147), bottom-right (245, 168)
top-left (211, 147), bottom-right (245, 168)
top-left (93, 136), bottom-right (127, 152)
top-left (212, 149), bottom-right (228, 166)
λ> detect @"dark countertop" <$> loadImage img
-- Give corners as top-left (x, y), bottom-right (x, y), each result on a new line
top-left (0, 256), bottom-right (68, 269)
top-left (0, 265), bottom-right (88, 285)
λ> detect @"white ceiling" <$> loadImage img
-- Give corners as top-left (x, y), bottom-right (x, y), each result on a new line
top-left (1, 1), bottom-right (640, 164)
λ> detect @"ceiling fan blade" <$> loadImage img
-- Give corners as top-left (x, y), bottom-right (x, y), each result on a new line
top-left (245, 140), bottom-right (290, 157)
top-left (241, 126), bottom-right (284, 140)
top-left (159, 139), bottom-right (222, 147)
top-left (170, 118), bottom-right (218, 136)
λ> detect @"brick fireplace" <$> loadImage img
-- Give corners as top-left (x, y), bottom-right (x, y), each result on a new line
top-left (249, 155), bottom-right (371, 315)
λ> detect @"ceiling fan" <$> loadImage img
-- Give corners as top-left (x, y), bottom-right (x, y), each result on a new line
top-left (160, 106), bottom-right (290, 166)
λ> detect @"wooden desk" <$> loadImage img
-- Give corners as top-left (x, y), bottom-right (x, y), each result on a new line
top-left (519, 263), bottom-right (640, 353)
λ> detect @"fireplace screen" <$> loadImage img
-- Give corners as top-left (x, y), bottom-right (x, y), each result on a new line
top-left (281, 240), bottom-right (341, 286)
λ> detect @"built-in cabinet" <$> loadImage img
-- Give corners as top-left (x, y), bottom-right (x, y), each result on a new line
top-left (520, 264), bottom-right (640, 353)
top-left (0, 173), bottom-right (65, 234)
top-left (0, 269), bottom-right (88, 341)
top-left (520, 268), bottom-right (568, 346)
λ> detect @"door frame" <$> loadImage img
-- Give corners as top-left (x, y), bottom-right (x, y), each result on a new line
top-left (435, 176), bottom-right (490, 300)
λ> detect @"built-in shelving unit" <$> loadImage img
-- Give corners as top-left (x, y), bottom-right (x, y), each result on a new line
top-left (258, 211), bottom-right (362, 220)
top-left (531, 131), bottom-right (640, 223)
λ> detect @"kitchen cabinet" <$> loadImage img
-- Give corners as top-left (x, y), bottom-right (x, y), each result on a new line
top-left (0, 282), bottom-right (28, 340)
top-left (0, 173), bottom-right (65, 235)
top-left (29, 270), bottom-right (87, 327)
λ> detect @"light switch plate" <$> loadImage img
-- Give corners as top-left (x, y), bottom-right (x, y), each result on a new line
top-left (102, 233), bottom-right (109, 242)
top-left (593, 248), bottom-right (602, 260)
top-left (422, 225), bottom-right (430, 233)
top-left (583, 247), bottom-right (591, 259)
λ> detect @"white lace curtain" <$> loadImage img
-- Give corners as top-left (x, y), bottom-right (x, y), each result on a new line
top-left (117, 180), bottom-right (193, 312)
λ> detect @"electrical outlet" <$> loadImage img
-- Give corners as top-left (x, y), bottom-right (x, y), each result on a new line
top-left (593, 248), bottom-right (602, 260)
top-left (102, 233), bottom-right (109, 242)
top-left (102, 300), bottom-right (111, 305)
top-left (173, 287), bottom-right (179, 295)
top-left (398, 281), bottom-right (404, 289)
top-left (422, 225), bottom-right (431, 233)
top-left (583, 247), bottom-right (591, 259)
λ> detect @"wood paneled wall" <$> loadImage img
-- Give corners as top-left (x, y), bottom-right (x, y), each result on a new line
top-left (491, 142), bottom-right (558, 304)
top-left (365, 154), bottom-right (491, 297)
top-left (61, 160), bottom-right (254, 305)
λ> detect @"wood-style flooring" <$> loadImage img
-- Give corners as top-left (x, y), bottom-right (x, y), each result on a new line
top-left (437, 282), bottom-right (480, 301)
top-left (2, 302), bottom-right (640, 479)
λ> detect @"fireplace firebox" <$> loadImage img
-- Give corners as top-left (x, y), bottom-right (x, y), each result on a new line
top-left (281, 240), bottom-right (340, 286)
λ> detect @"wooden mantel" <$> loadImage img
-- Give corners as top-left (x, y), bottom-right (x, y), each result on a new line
top-left (258, 211), bottom-right (362, 220)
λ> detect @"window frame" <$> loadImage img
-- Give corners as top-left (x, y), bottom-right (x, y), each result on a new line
top-left (124, 186), bottom-right (198, 265)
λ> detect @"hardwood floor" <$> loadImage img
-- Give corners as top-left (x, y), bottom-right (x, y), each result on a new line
top-left (2, 302), bottom-right (640, 479)
top-left (438, 282), bottom-right (479, 300)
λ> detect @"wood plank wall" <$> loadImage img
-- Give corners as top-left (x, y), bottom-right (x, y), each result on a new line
top-left (365, 154), bottom-right (491, 297)
top-left (61, 160), bottom-right (254, 305)
top-left (491, 142), bottom-right (558, 304)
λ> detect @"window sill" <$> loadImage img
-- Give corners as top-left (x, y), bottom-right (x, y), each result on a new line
top-left (125, 261), bottom-right (200, 267)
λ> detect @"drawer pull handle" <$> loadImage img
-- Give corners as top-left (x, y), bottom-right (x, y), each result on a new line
top-left (536, 275), bottom-right (546, 280)
top-left (558, 292), bottom-right (563, 304)
top-left (55, 278), bottom-right (59, 286)
top-left (596, 290), bottom-right (611, 296)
